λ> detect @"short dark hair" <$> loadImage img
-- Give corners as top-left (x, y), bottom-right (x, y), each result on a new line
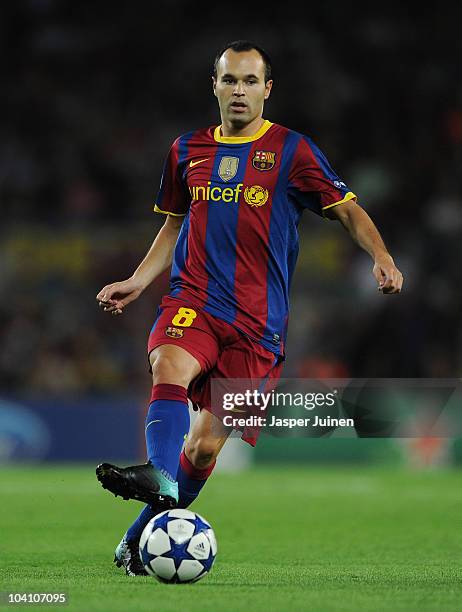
top-left (213, 40), bottom-right (272, 83)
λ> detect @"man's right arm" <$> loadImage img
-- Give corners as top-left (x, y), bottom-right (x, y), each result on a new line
top-left (96, 214), bottom-right (184, 315)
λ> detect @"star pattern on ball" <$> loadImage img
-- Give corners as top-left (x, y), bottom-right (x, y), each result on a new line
top-left (193, 516), bottom-right (211, 535)
top-left (163, 537), bottom-right (197, 567)
top-left (152, 512), bottom-right (171, 532)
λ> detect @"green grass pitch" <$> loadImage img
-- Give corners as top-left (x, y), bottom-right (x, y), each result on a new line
top-left (1, 465), bottom-right (461, 611)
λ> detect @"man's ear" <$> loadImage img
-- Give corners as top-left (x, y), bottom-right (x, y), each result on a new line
top-left (212, 76), bottom-right (217, 97)
top-left (264, 79), bottom-right (273, 100)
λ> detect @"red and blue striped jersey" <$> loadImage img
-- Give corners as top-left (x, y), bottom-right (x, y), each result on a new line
top-left (154, 120), bottom-right (357, 357)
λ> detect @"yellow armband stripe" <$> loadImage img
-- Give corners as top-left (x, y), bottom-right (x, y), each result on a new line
top-left (153, 204), bottom-right (187, 217)
top-left (322, 192), bottom-right (357, 217)
top-left (322, 191), bottom-right (357, 211)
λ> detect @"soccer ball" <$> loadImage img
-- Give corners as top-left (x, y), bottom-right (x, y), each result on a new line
top-left (139, 509), bottom-right (217, 583)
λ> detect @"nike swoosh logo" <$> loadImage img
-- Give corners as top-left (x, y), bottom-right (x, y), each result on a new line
top-left (145, 419), bottom-right (162, 431)
top-left (227, 407), bottom-right (247, 413)
top-left (189, 158), bottom-right (209, 168)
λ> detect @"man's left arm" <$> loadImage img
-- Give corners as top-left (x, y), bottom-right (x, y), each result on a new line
top-left (325, 201), bottom-right (403, 294)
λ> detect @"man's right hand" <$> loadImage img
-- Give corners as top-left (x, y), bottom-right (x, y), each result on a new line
top-left (96, 277), bottom-right (144, 316)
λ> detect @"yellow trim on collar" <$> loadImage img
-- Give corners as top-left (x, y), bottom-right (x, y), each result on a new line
top-left (214, 119), bottom-right (273, 143)
top-left (322, 192), bottom-right (357, 212)
top-left (153, 204), bottom-right (186, 217)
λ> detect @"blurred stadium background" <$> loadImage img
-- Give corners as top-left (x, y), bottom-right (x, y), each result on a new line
top-left (1, 1), bottom-right (461, 469)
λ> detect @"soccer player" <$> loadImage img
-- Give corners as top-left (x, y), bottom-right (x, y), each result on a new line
top-left (95, 40), bottom-right (403, 575)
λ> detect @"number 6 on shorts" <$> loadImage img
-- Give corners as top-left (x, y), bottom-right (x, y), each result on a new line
top-left (171, 307), bottom-right (197, 327)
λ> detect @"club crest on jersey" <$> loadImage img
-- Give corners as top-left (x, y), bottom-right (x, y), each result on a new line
top-left (218, 156), bottom-right (239, 182)
top-left (165, 326), bottom-right (184, 338)
top-left (252, 150), bottom-right (276, 171)
top-left (244, 185), bottom-right (269, 207)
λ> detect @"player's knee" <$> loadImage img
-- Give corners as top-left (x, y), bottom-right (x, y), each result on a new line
top-left (150, 346), bottom-right (201, 387)
top-left (185, 438), bottom-right (219, 469)
top-left (150, 354), bottom-right (188, 386)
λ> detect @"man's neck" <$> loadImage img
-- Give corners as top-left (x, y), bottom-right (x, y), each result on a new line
top-left (220, 116), bottom-right (265, 138)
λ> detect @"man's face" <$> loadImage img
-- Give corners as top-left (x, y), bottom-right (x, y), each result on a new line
top-left (213, 49), bottom-right (272, 127)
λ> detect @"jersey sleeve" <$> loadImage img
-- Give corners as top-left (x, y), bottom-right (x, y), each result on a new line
top-left (153, 138), bottom-right (190, 216)
top-left (288, 135), bottom-right (357, 217)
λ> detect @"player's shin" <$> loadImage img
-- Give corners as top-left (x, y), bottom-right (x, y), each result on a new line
top-left (176, 449), bottom-right (216, 508)
top-left (145, 383), bottom-right (190, 485)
